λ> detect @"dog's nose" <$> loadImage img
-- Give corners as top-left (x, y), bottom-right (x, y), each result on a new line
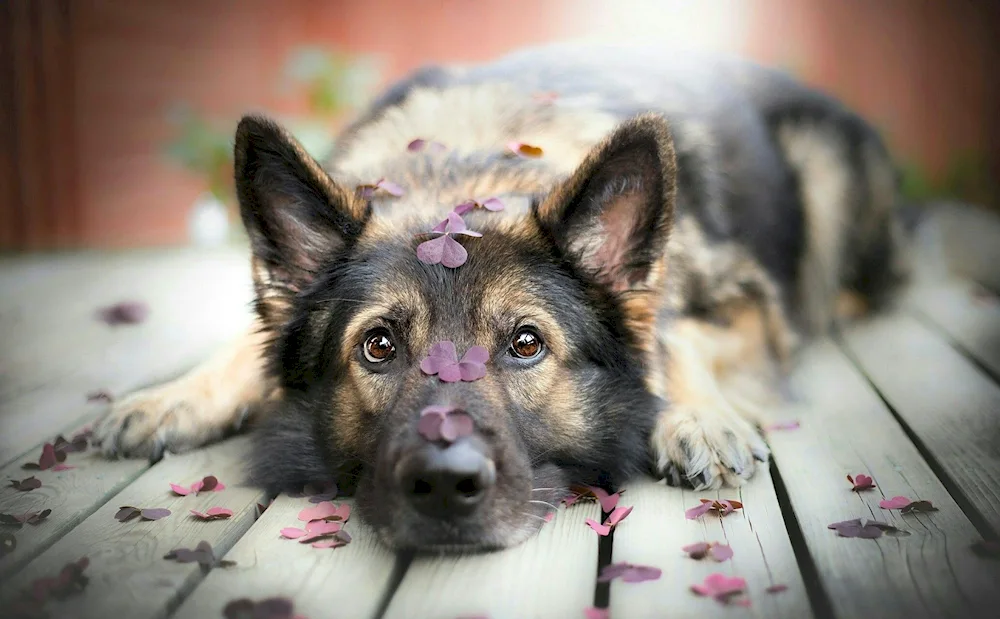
top-left (395, 440), bottom-right (496, 518)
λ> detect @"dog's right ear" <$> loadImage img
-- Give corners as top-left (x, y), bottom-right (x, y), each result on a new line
top-left (234, 115), bottom-right (368, 323)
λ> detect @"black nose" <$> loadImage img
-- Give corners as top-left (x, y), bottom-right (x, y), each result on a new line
top-left (395, 440), bottom-right (496, 518)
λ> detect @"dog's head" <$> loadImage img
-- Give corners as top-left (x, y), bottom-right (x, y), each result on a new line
top-left (239, 113), bottom-right (677, 551)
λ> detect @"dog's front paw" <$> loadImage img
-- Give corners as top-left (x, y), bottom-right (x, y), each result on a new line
top-left (651, 405), bottom-right (770, 490)
top-left (93, 380), bottom-right (248, 461)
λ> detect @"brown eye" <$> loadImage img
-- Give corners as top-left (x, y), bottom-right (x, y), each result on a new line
top-left (363, 330), bottom-right (395, 363)
top-left (509, 328), bottom-right (543, 359)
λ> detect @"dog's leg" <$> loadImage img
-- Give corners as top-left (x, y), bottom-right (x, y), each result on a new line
top-left (651, 303), bottom-right (791, 489)
top-left (93, 321), bottom-right (276, 460)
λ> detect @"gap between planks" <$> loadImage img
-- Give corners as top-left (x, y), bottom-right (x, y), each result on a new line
top-left (0, 436), bottom-right (265, 619)
top-left (767, 337), bottom-right (1000, 618)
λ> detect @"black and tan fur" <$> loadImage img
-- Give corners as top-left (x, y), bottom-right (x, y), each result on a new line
top-left (93, 44), bottom-right (907, 550)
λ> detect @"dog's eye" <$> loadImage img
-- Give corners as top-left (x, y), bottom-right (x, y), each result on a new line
top-left (363, 330), bottom-right (396, 363)
top-left (509, 328), bottom-right (543, 359)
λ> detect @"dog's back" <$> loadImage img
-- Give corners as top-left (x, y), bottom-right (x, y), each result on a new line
top-left (327, 43), bottom-right (907, 334)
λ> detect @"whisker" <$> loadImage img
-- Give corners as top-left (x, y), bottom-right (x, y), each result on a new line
top-left (530, 487), bottom-right (558, 492)
top-left (519, 512), bottom-right (549, 522)
top-left (528, 499), bottom-right (558, 510)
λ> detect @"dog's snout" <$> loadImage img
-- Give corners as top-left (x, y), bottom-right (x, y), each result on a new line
top-left (395, 440), bottom-right (496, 518)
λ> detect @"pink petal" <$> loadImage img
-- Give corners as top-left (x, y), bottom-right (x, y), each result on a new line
top-left (543, 512), bottom-right (555, 523)
top-left (429, 341), bottom-right (458, 362)
top-left (280, 527), bottom-right (306, 539)
top-left (298, 502), bottom-right (340, 522)
top-left (460, 346), bottom-right (490, 365)
top-left (38, 444), bottom-right (57, 470)
top-left (439, 235), bottom-right (469, 268)
top-left (207, 507), bottom-right (233, 517)
top-left (453, 201), bottom-right (476, 216)
top-left (766, 584), bottom-right (788, 594)
top-left (585, 518), bottom-right (611, 536)
top-left (605, 506), bottom-right (633, 527)
top-left (332, 504), bottom-right (351, 521)
top-left (458, 361), bottom-right (486, 382)
top-left (439, 413), bottom-right (474, 442)
top-left (170, 483), bottom-right (191, 496)
top-left (417, 235), bottom-right (448, 265)
top-left (621, 565), bottom-right (662, 583)
top-left (481, 197), bottom-right (504, 211)
top-left (310, 539), bottom-right (347, 549)
top-left (51, 464), bottom-right (74, 471)
top-left (764, 420), bottom-right (800, 431)
top-left (444, 211), bottom-right (468, 234)
top-left (583, 608), bottom-right (609, 619)
top-left (407, 139), bottom-right (427, 152)
top-left (376, 179), bottom-right (405, 197)
top-left (685, 501), bottom-right (715, 520)
top-left (589, 487), bottom-right (620, 512)
top-left (431, 217), bottom-right (449, 234)
top-left (879, 495), bottom-right (913, 510)
top-left (437, 363), bottom-right (463, 382)
top-left (710, 544), bottom-right (734, 562)
top-left (417, 413), bottom-right (444, 441)
top-left (682, 542), bottom-right (711, 558)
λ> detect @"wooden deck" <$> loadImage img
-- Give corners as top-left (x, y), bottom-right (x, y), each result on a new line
top-left (2, 203), bottom-right (999, 619)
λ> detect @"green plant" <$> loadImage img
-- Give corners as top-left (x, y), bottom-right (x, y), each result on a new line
top-left (163, 105), bottom-right (236, 208)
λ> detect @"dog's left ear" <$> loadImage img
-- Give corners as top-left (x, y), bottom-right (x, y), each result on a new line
top-left (535, 113), bottom-right (677, 294)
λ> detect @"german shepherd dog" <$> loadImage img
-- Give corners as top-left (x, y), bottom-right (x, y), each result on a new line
top-left (93, 45), bottom-right (907, 551)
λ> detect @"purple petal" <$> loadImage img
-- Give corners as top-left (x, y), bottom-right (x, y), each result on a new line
top-left (439, 236), bottom-right (469, 268)
top-left (685, 501), bottom-right (715, 520)
top-left (461, 346), bottom-right (490, 365)
top-left (407, 139), bottom-right (426, 152)
top-left (431, 218), bottom-right (449, 234)
top-left (440, 413), bottom-right (473, 442)
top-left (420, 355), bottom-right (446, 375)
top-left (428, 341), bottom-right (458, 362)
top-left (376, 179), bottom-right (405, 197)
top-left (453, 201), bottom-right (476, 216)
top-left (458, 361), bottom-right (486, 382)
top-left (140, 508), bottom-right (171, 521)
top-left (438, 363), bottom-right (462, 383)
top-left (481, 197), bottom-right (505, 211)
top-left (416, 235), bottom-right (447, 265)
top-left (421, 405), bottom-right (455, 416)
top-left (622, 565), bottom-right (662, 583)
top-left (444, 211), bottom-right (468, 234)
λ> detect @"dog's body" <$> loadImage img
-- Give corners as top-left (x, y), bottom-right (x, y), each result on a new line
top-left (94, 45), bottom-right (906, 551)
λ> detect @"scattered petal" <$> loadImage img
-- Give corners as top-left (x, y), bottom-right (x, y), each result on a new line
top-left (765, 584), bottom-right (789, 594)
top-left (900, 500), bottom-right (938, 514)
top-left (3, 509), bottom-right (53, 527)
top-left (164, 541), bottom-right (234, 569)
top-left (847, 473), bottom-right (876, 491)
top-left (585, 518), bottom-right (611, 536)
top-left (598, 562), bottom-right (661, 583)
top-left (407, 138), bottom-right (446, 153)
top-left (96, 301), bottom-right (150, 326)
top-left (53, 434), bottom-right (88, 454)
top-left (506, 141), bottom-right (544, 158)
top-left (0, 532), bottom-right (14, 558)
top-left (582, 608), bottom-right (608, 619)
top-left (280, 527), bottom-right (306, 539)
top-left (879, 496), bottom-right (912, 510)
top-left (764, 420), bottom-right (800, 431)
top-left (10, 476), bottom-right (41, 491)
top-left (190, 507), bottom-right (233, 521)
top-left (224, 597), bottom-right (306, 619)
top-left (686, 501), bottom-right (715, 520)
top-left (687, 499), bottom-right (743, 519)
top-left (589, 487), bottom-right (620, 512)
top-left (420, 342), bottom-right (489, 382)
top-left (971, 540), bottom-right (1000, 560)
top-left (358, 178), bottom-right (405, 199)
top-left (682, 542), bottom-right (711, 559)
top-left (87, 390), bottom-right (114, 403)
top-left (604, 505), bottom-right (633, 528)
top-left (417, 406), bottom-right (475, 444)
top-left (170, 483), bottom-right (192, 496)
top-left (710, 544), bottom-right (734, 562)
top-left (23, 443), bottom-right (63, 471)
top-left (139, 508), bottom-right (171, 521)
top-left (52, 464), bottom-right (75, 472)
top-left (691, 573), bottom-right (748, 605)
top-left (543, 511), bottom-right (555, 523)
top-left (298, 501), bottom-right (350, 523)
top-left (115, 506), bottom-right (140, 522)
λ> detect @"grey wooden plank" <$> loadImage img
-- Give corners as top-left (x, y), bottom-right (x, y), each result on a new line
top-left (0, 247), bottom-right (254, 466)
top-left (382, 500), bottom-right (601, 619)
top-left (767, 338), bottom-right (1000, 618)
top-left (174, 496), bottom-right (398, 619)
top-left (915, 202), bottom-right (1000, 290)
top-left (905, 280), bottom-right (1000, 379)
top-left (842, 313), bottom-right (1000, 535)
top-left (0, 436), bottom-right (265, 619)
top-left (609, 474), bottom-right (811, 619)
top-left (0, 420), bottom-right (149, 580)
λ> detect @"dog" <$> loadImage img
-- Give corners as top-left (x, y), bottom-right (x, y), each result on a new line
top-left (93, 44), bottom-right (908, 551)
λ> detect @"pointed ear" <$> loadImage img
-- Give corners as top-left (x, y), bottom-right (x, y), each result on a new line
top-left (235, 115), bottom-right (368, 325)
top-left (535, 113), bottom-right (677, 294)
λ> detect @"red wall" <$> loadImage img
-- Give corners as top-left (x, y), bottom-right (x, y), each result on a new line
top-left (2, 0), bottom-right (998, 250)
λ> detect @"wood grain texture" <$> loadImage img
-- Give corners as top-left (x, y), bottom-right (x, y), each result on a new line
top-left (0, 247), bottom-right (254, 465)
top-left (382, 501), bottom-right (601, 619)
top-left (173, 495), bottom-right (398, 619)
top-left (917, 202), bottom-right (1000, 291)
top-left (0, 436), bottom-right (265, 619)
top-left (842, 313), bottom-right (1000, 536)
top-left (608, 475), bottom-right (812, 619)
top-left (906, 280), bottom-right (1000, 379)
top-left (767, 338), bottom-right (1000, 618)
top-left (0, 420), bottom-right (149, 580)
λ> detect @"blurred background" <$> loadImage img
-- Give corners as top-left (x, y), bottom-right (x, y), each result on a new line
top-left (1, 0), bottom-right (998, 252)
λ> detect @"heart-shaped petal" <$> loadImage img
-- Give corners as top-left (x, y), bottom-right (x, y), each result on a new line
top-left (585, 518), bottom-right (611, 536)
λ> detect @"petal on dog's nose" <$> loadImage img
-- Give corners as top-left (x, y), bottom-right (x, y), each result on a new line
top-left (395, 440), bottom-right (496, 519)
